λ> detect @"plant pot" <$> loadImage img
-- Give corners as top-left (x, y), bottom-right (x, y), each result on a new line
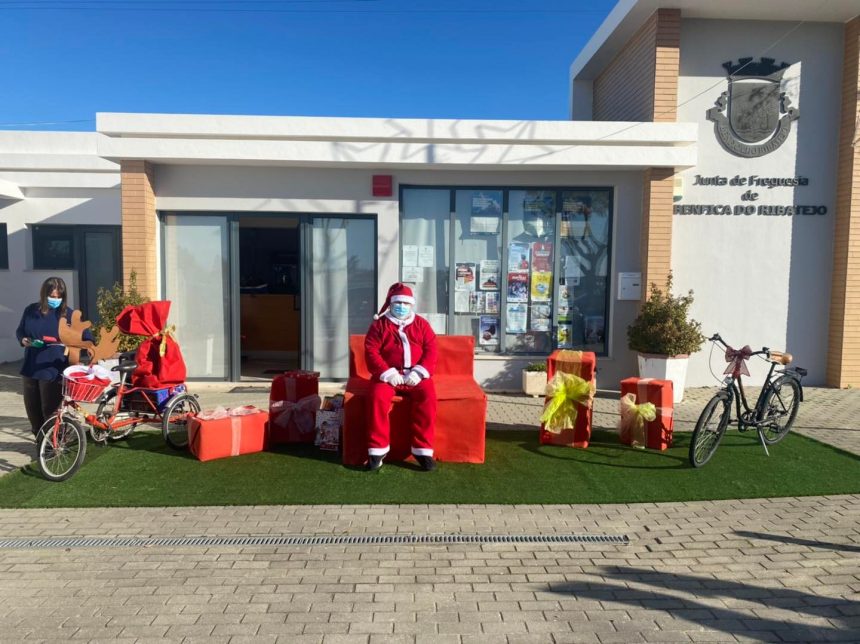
top-left (522, 370), bottom-right (548, 397)
top-left (637, 353), bottom-right (689, 403)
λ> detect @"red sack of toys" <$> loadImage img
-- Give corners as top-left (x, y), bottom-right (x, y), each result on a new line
top-left (116, 301), bottom-right (187, 388)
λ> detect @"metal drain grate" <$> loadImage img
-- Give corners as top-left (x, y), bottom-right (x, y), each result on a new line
top-left (0, 533), bottom-right (629, 550)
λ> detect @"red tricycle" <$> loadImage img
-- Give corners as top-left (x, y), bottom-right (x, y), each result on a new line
top-left (36, 351), bottom-right (199, 481)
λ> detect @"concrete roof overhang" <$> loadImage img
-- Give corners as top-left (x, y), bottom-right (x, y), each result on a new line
top-left (0, 131), bottom-right (119, 191)
top-left (96, 112), bottom-right (698, 171)
top-left (0, 178), bottom-right (24, 201)
top-left (570, 0), bottom-right (860, 82)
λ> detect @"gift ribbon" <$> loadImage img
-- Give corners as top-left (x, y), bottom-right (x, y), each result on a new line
top-left (554, 350), bottom-right (585, 378)
top-left (230, 416), bottom-right (242, 456)
top-left (724, 345), bottom-right (753, 378)
top-left (152, 324), bottom-right (177, 357)
top-left (540, 371), bottom-right (596, 434)
top-left (618, 393), bottom-right (656, 448)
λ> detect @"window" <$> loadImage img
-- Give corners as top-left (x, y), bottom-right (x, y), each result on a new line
top-left (400, 186), bottom-right (613, 356)
top-left (32, 225), bottom-right (75, 270)
top-left (0, 223), bottom-right (8, 269)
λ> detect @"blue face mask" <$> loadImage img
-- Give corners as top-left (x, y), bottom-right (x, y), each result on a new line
top-left (391, 302), bottom-right (411, 319)
top-left (47, 297), bottom-right (62, 309)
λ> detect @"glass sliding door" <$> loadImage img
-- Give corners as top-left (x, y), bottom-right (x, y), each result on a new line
top-left (307, 216), bottom-right (376, 379)
top-left (163, 215), bottom-right (232, 379)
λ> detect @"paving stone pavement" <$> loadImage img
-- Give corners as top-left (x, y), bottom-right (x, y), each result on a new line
top-left (1, 360), bottom-right (859, 642)
top-left (0, 496), bottom-right (858, 643)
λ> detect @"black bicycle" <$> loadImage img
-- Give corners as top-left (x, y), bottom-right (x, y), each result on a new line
top-left (689, 333), bottom-right (807, 468)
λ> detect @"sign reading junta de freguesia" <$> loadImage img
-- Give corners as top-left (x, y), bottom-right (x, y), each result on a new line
top-left (673, 173), bottom-right (828, 217)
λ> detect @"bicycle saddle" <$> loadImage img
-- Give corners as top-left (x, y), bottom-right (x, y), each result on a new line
top-left (770, 351), bottom-right (792, 365)
top-left (119, 350), bottom-right (137, 362)
top-left (112, 361), bottom-right (138, 374)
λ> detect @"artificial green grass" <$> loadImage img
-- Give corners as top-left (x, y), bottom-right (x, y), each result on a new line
top-left (1, 428), bottom-right (858, 508)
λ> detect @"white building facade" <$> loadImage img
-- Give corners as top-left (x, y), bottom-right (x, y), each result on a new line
top-left (1, 0), bottom-right (858, 390)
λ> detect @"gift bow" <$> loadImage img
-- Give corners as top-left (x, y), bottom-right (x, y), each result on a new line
top-left (618, 392), bottom-right (657, 448)
top-left (540, 372), bottom-right (596, 433)
top-left (153, 324), bottom-right (177, 357)
top-left (724, 345), bottom-right (753, 378)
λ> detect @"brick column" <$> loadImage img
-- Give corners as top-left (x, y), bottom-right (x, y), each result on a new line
top-left (652, 8), bottom-right (681, 122)
top-left (638, 10), bottom-right (680, 297)
top-left (120, 160), bottom-right (158, 300)
top-left (827, 16), bottom-right (860, 388)
top-left (641, 167), bottom-right (675, 293)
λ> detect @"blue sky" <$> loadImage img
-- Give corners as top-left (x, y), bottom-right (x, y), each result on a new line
top-left (0, 0), bottom-right (615, 130)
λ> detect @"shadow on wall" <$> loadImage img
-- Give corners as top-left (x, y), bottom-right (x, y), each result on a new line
top-left (479, 358), bottom-right (530, 392)
top-left (786, 56), bottom-right (840, 387)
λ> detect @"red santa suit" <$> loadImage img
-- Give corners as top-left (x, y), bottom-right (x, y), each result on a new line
top-left (364, 284), bottom-right (438, 459)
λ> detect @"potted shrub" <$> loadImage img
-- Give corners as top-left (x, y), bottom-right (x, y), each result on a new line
top-left (627, 272), bottom-right (704, 403)
top-left (522, 361), bottom-right (548, 397)
top-left (91, 271), bottom-right (150, 353)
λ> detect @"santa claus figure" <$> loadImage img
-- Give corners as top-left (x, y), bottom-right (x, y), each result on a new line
top-left (364, 282), bottom-right (438, 472)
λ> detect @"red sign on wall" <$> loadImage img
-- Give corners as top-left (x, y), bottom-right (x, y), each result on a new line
top-left (372, 175), bottom-right (393, 197)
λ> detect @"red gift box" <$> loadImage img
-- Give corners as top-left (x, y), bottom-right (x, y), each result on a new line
top-left (188, 407), bottom-right (269, 462)
top-left (619, 377), bottom-right (674, 450)
top-left (540, 350), bottom-right (596, 448)
top-left (269, 370), bottom-right (320, 444)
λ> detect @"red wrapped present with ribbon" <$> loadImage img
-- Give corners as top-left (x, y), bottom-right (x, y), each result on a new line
top-left (269, 370), bottom-right (320, 443)
top-left (116, 301), bottom-right (186, 388)
top-left (618, 377), bottom-right (674, 450)
top-left (539, 350), bottom-right (597, 448)
top-left (188, 405), bottom-right (269, 462)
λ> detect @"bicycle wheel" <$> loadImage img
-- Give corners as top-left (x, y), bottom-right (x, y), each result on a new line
top-left (759, 376), bottom-right (801, 444)
top-left (93, 389), bottom-right (136, 442)
top-left (37, 415), bottom-right (87, 482)
top-left (689, 395), bottom-right (731, 468)
top-left (162, 393), bottom-right (200, 450)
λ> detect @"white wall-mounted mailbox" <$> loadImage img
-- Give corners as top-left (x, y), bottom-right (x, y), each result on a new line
top-left (618, 272), bottom-right (642, 301)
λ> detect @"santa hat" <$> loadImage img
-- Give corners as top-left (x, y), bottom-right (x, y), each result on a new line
top-left (374, 282), bottom-right (415, 320)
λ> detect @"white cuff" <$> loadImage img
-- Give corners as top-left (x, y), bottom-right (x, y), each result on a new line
top-left (412, 365), bottom-right (430, 379)
top-left (379, 368), bottom-right (398, 383)
top-left (369, 446), bottom-right (390, 456)
top-left (411, 447), bottom-right (433, 456)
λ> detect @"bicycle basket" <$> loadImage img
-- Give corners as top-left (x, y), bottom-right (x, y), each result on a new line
top-left (62, 367), bottom-right (111, 403)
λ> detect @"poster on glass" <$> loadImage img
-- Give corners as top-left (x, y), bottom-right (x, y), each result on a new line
top-left (507, 242), bottom-right (530, 273)
top-left (561, 194), bottom-right (591, 239)
top-left (530, 272), bottom-right (552, 303)
top-left (505, 303), bottom-right (527, 334)
top-left (479, 260), bottom-right (500, 291)
top-left (479, 316), bottom-right (499, 346)
top-left (485, 291), bottom-right (499, 314)
top-left (530, 304), bottom-right (551, 332)
top-left (507, 273), bottom-right (529, 303)
top-left (469, 292), bottom-right (485, 314)
top-left (470, 191), bottom-right (502, 234)
top-left (584, 315), bottom-right (605, 345)
top-left (522, 191), bottom-right (555, 238)
top-left (455, 262), bottom-right (477, 291)
top-left (557, 324), bottom-right (573, 349)
top-left (531, 241), bottom-right (552, 272)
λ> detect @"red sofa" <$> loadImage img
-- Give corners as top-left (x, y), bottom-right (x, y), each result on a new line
top-left (342, 334), bottom-right (487, 466)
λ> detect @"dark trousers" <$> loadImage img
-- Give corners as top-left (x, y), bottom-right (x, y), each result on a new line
top-left (22, 377), bottom-right (63, 435)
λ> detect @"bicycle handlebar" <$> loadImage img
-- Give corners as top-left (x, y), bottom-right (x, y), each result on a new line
top-left (709, 333), bottom-right (769, 358)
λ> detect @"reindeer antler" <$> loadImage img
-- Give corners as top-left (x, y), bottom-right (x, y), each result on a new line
top-left (58, 310), bottom-right (121, 366)
top-left (90, 325), bottom-right (121, 363)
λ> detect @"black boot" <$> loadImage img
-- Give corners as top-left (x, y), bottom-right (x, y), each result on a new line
top-left (366, 454), bottom-right (384, 471)
top-left (415, 455), bottom-right (436, 472)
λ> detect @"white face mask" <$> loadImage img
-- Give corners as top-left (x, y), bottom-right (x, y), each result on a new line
top-left (390, 302), bottom-right (412, 319)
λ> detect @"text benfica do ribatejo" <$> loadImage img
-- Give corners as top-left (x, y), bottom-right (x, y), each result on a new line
top-left (674, 174), bottom-right (827, 216)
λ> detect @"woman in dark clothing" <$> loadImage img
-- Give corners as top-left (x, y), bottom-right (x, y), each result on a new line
top-left (15, 277), bottom-right (93, 436)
